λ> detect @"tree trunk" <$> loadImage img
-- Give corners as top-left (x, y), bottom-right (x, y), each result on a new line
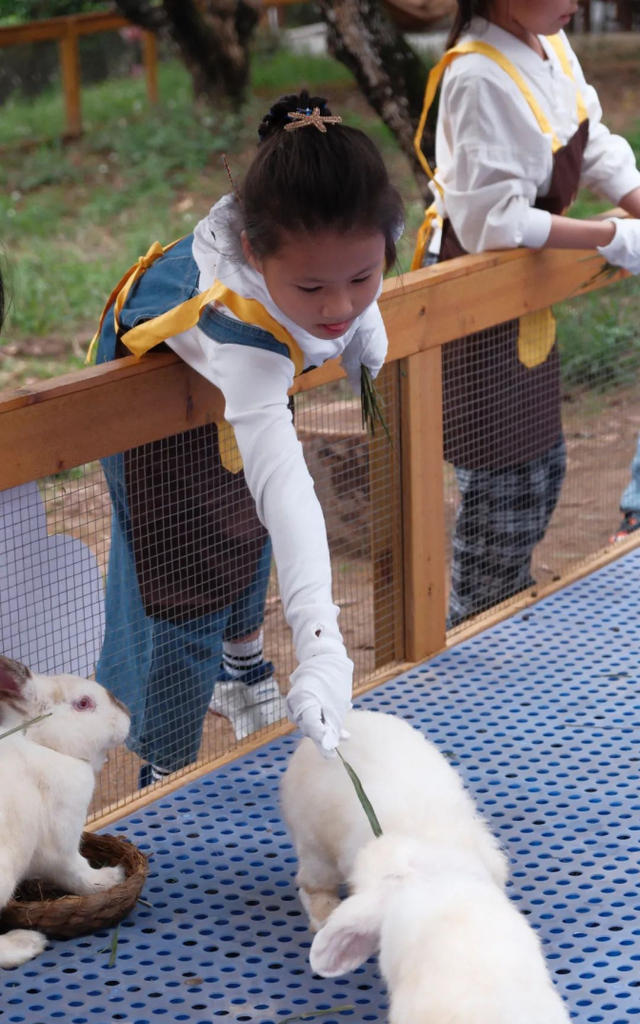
top-left (318, 0), bottom-right (434, 199)
top-left (114, 0), bottom-right (259, 106)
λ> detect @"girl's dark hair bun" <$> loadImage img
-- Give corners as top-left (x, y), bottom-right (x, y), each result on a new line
top-left (257, 90), bottom-right (331, 142)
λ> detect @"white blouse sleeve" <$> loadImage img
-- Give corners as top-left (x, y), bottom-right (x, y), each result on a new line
top-left (166, 328), bottom-right (348, 669)
top-left (437, 66), bottom-right (553, 253)
top-left (563, 37), bottom-right (640, 204)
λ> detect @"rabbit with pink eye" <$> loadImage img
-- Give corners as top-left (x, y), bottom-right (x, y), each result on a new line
top-left (0, 655), bottom-right (130, 969)
top-left (281, 710), bottom-right (571, 1024)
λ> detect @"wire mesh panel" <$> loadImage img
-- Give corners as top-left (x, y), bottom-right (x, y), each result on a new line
top-left (0, 367), bottom-right (403, 819)
top-left (2, 549), bottom-right (639, 1023)
top-left (443, 293), bottom-right (640, 637)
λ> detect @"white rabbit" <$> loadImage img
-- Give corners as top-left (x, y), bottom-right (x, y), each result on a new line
top-left (281, 709), bottom-right (571, 1024)
top-left (0, 655), bottom-right (130, 969)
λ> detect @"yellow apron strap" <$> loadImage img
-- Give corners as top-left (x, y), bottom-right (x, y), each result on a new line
top-left (414, 40), bottom-right (563, 182)
top-left (545, 34), bottom-right (589, 124)
top-left (208, 284), bottom-right (306, 377)
top-left (411, 204), bottom-right (439, 271)
top-left (518, 308), bottom-right (557, 368)
top-left (85, 237), bottom-right (184, 364)
top-left (89, 232), bottom-right (306, 376)
top-left (119, 277), bottom-right (305, 376)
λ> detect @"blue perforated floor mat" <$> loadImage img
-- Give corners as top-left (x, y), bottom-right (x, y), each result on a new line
top-left (3, 551), bottom-right (640, 1024)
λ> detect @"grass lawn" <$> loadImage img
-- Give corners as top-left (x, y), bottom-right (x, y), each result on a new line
top-left (1, 35), bottom-right (640, 393)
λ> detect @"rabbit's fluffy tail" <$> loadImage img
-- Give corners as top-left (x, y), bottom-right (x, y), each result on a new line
top-left (0, 929), bottom-right (47, 968)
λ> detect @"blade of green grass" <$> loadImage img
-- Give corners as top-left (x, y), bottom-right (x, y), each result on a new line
top-left (361, 365), bottom-right (393, 447)
top-left (336, 749), bottom-right (383, 838)
top-left (278, 1004), bottom-right (355, 1024)
top-left (108, 924), bottom-right (120, 967)
top-left (0, 712), bottom-right (52, 743)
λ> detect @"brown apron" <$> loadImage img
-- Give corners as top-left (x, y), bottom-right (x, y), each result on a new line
top-left (122, 416), bottom-right (268, 624)
top-left (95, 232), bottom-right (271, 624)
top-left (439, 119), bottom-right (589, 470)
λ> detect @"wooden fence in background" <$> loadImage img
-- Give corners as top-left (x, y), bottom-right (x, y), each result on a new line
top-left (0, 0), bottom-right (303, 141)
top-left (0, 10), bottom-right (158, 139)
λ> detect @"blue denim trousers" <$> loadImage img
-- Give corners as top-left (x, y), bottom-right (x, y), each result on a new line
top-left (96, 490), bottom-right (271, 771)
top-left (95, 235), bottom-right (273, 770)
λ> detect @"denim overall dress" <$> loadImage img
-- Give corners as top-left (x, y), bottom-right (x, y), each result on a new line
top-left (94, 235), bottom-right (299, 771)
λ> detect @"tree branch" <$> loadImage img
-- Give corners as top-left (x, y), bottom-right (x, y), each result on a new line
top-left (319, 0), bottom-right (434, 198)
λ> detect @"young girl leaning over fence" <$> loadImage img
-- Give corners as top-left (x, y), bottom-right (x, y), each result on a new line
top-left (414, 0), bottom-right (640, 627)
top-left (89, 91), bottom-right (403, 787)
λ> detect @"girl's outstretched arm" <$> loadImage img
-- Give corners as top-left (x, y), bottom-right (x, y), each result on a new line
top-left (210, 340), bottom-right (354, 757)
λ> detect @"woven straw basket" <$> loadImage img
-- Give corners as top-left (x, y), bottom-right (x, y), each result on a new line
top-left (0, 833), bottom-right (149, 939)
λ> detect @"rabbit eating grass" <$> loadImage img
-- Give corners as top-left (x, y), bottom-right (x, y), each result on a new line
top-left (0, 655), bottom-right (130, 968)
top-left (281, 709), bottom-right (571, 1024)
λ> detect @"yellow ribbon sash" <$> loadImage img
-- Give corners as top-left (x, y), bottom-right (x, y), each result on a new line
top-left (87, 239), bottom-right (306, 472)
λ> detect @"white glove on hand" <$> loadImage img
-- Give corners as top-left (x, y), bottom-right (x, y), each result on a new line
top-left (597, 218), bottom-right (640, 275)
top-left (340, 303), bottom-right (389, 396)
top-left (286, 652), bottom-right (353, 759)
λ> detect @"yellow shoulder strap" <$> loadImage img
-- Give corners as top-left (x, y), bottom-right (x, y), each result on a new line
top-left (87, 244), bottom-right (305, 377)
top-left (414, 40), bottom-right (563, 190)
top-left (86, 237), bottom-right (184, 364)
top-left (545, 33), bottom-right (589, 123)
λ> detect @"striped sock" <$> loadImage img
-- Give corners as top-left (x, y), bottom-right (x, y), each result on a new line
top-left (150, 764), bottom-right (172, 784)
top-left (222, 632), bottom-right (265, 679)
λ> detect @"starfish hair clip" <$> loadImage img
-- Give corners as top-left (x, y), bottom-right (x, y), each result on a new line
top-left (284, 106), bottom-right (343, 133)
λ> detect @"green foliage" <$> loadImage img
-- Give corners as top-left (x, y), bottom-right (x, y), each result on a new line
top-left (0, 0), bottom-right (108, 24)
top-left (251, 49), bottom-right (355, 94)
top-left (0, 52), bottom-right (371, 369)
top-left (1, 36), bottom-right (639, 406)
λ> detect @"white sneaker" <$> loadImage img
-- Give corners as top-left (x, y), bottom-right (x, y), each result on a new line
top-left (208, 676), bottom-right (287, 741)
top-left (246, 675), bottom-right (288, 729)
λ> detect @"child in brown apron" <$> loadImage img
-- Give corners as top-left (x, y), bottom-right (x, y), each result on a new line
top-left (414, 0), bottom-right (640, 626)
top-left (91, 91), bottom-right (403, 784)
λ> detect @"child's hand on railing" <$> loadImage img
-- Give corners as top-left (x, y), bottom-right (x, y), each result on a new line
top-left (597, 218), bottom-right (640, 274)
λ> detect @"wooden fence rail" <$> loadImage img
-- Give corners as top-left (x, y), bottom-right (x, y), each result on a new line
top-left (0, 241), bottom-right (624, 666)
top-left (0, 10), bottom-right (158, 139)
top-left (0, 0), bottom-right (306, 141)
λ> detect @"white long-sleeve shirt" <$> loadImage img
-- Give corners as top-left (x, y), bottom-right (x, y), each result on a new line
top-left (432, 19), bottom-right (640, 254)
top-left (165, 196), bottom-right (388, 669)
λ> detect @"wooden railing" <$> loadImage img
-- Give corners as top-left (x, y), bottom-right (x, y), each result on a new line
top-left (0, 0), bottom-right (306, 141)
top-left (0, 241), bottom-right (624, 666)
top-left (0, 9), bottom-right (158, 139)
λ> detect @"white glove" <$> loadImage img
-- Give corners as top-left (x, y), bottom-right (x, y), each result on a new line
top-left (597, 218), bottom-right (640, 275)
top-left (340, 303), bottom-right (389, 396)
top-left (286, 651), bottom-right (353, 759)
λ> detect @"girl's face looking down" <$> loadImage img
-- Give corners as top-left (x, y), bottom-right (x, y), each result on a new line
top-left (489, 0), bottom-right (578, 39)
top-left (242, 229), bottom-right (386, 341)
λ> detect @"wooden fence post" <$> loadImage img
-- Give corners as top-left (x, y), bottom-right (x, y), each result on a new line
top-left (400, 347), bottom-right (447, 662)
top-left (143, 30), bottom-right (159, 105)
top-left (616, 1), bottom-right (632, 30)
top-left (370, 363), bottom-right (405, 668)
top-left (59, 18), bottom-right (82, 138)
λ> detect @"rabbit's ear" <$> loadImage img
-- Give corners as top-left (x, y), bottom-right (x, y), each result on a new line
top-left (310, 891), bottom-right (382, 978)
top-left (0, 656), bottom-right (32, 698)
